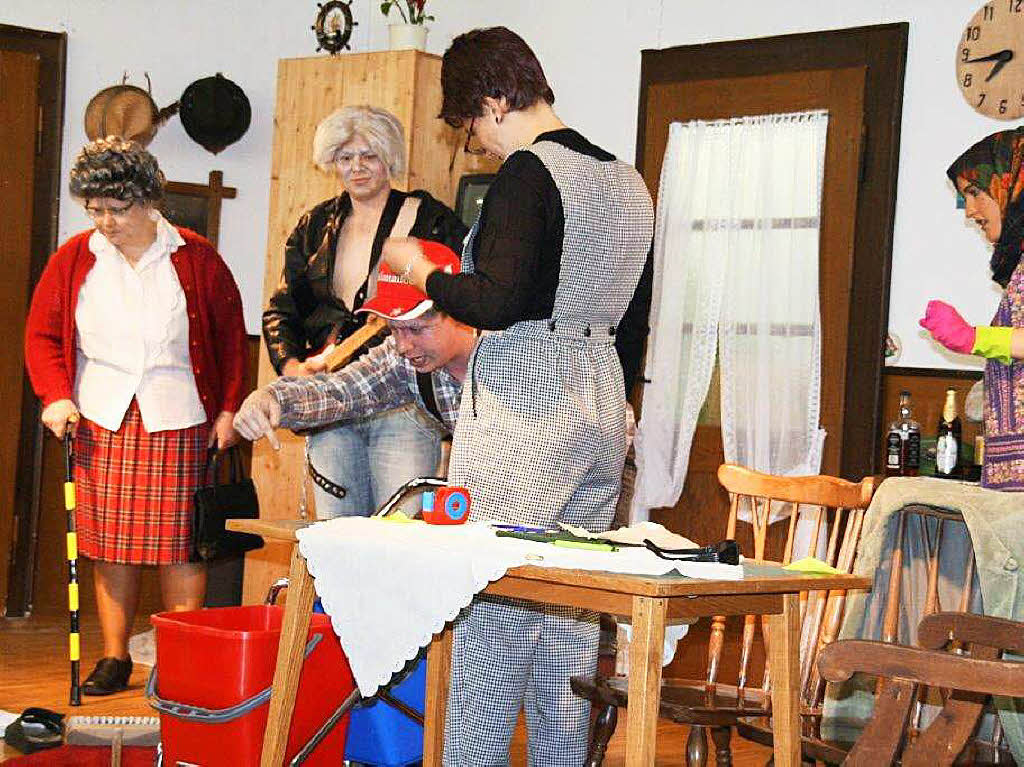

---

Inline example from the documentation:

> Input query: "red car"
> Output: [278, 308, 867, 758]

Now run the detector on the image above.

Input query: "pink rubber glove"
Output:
[919, 300, 976, 354]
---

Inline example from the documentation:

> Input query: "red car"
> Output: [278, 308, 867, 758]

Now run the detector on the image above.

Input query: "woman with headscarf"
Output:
[920, 127, 1024, 490]
[24, 137, 247, 694]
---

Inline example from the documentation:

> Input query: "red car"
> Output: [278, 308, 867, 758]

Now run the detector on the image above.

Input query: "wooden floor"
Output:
[0, 614, 773, 765]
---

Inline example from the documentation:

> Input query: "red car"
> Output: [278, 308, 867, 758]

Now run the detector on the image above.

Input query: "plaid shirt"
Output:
[270, 336, 462, 434]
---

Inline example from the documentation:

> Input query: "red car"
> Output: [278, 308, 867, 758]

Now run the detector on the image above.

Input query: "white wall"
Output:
[3, 0, 1006, 368]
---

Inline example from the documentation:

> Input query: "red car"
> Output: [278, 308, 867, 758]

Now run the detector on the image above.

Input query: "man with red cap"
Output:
[234, 240, 476, 444]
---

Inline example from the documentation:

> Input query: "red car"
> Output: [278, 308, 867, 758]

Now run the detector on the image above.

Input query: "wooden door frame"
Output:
[635, 23, 908, 481]
[1, 24, 67, 617]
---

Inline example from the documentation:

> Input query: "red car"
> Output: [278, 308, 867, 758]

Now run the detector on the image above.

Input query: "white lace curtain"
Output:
[632, 111, 829, 520]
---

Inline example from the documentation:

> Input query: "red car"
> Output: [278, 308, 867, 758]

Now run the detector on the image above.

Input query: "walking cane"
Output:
[64, 429, 82, 706]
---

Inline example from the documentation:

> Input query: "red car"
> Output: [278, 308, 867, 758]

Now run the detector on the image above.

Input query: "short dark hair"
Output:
[439, 27, 554, 128]
[69, 136, 165, 204]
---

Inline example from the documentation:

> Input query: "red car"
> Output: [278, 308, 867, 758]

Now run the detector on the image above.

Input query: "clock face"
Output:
[956, 1, 1024, 119]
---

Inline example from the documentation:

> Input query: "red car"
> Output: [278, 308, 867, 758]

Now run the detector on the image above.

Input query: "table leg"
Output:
[261, 544, 316, 767]
[625, 595, 667, 767]
[768, 592, 801, 767]
[423, 624, 452, 767]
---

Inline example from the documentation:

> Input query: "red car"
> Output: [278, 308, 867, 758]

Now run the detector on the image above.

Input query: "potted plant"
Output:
[380, 0, 433, 50]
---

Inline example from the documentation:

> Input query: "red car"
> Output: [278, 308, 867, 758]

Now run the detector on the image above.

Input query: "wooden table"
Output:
[229, 518, 870, 767]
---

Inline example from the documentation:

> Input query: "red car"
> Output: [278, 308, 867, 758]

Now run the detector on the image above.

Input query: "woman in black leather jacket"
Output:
[262, 105, 467, 518]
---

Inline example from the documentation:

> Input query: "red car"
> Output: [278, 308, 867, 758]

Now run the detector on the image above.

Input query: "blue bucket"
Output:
[343, 657, 425, 766]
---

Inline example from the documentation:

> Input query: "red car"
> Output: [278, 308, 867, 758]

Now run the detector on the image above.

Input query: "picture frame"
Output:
[161, 170, 236, 248]
[454, 173, 495, 229]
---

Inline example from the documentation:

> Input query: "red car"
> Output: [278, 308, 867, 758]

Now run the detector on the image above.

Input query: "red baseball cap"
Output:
[358, 240, 461, 321]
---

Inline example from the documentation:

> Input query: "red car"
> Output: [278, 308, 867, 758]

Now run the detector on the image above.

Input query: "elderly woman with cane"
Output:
[24, 137, 247, 694]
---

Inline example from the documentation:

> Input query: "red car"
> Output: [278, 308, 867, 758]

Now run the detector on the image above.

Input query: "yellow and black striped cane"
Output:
[64, 431, 82, 706]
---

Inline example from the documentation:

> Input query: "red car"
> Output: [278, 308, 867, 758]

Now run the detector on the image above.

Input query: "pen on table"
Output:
[491, 524, 551, 534]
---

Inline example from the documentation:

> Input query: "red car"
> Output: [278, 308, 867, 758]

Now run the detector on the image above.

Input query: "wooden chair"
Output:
[572, 463, 876, 766]
[833, 502, 1011, 764]
[819, 611, 1024, 766]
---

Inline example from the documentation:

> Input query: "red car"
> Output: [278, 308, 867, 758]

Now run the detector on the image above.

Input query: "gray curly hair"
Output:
[312, 105, 406, 178]
[69, 136, 165, 203]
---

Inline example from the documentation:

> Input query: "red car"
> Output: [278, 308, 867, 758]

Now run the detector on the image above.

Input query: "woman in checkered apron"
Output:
[24, 138, 247, 696]
[384, 28, 653, 765]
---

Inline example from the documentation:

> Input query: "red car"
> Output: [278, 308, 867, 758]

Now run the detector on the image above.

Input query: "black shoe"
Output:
[82, 656, 133, 696]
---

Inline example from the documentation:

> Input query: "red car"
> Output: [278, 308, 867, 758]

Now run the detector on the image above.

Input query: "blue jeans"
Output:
[306, 406, 443, 520]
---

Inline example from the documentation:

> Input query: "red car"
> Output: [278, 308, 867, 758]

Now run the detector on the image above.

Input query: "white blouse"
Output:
[74, 213, 207, 433]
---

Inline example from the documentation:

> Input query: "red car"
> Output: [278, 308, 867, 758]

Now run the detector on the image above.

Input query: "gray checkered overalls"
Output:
[443, 141, 654, 766]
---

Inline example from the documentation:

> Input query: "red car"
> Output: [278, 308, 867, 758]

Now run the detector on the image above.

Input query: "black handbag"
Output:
[192, 446, 263, 561]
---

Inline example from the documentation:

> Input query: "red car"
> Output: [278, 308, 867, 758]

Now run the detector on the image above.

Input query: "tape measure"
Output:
[421, 486, 471, 525]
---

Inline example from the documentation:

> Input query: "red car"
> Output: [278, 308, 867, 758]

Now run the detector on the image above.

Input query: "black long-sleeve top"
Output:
[263, 189, 467, 374]
[426, 128, 654, 395]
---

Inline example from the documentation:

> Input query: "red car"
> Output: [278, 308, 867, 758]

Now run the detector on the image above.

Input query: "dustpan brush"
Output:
[64, 715, 161, 747]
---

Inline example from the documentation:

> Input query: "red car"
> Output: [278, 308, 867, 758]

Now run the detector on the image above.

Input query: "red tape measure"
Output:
[422, 486, 471, 525]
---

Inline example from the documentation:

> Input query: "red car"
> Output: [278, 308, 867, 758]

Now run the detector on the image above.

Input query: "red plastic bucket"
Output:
[150, 605, 354, 766]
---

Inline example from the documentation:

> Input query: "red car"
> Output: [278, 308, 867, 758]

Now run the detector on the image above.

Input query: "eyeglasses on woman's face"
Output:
[449, 116, 489, 173]
[335, 149, 382, 170]
[84, 200, 134, 221]
[463, 117, 487, 156]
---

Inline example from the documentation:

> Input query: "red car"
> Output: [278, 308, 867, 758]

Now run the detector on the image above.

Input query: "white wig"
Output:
[312, 105, 406, 178]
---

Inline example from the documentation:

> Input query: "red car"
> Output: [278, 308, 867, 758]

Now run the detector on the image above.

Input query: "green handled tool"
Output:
[495, 530, 618, 551]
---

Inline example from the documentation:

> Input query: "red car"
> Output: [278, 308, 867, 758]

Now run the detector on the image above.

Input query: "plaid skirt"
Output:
[74, 399, 208, 565]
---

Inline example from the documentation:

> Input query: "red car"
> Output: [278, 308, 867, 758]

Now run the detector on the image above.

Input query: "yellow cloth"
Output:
[783, 557, 844, 575]
[381, 511, 417, 523]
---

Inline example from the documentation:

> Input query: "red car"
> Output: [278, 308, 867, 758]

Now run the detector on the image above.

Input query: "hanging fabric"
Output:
[632, 111, 829, 521]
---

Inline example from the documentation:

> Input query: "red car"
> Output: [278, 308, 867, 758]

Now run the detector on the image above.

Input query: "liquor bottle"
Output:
[967, 434, 985, 482]
[935, 388, 962, 478]
[884, 423, 903, 477]
[885, 391, 920, 477]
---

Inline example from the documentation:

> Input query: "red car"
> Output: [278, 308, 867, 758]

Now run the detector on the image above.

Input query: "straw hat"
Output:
[84, 76, 177, 146]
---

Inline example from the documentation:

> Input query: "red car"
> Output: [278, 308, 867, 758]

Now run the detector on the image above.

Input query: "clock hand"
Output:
[986, 58, 1010, 82]
[964, 49, 1014, 65]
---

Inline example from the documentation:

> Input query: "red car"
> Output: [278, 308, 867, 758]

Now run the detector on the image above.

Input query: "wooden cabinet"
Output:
[244, 51, 495, 603]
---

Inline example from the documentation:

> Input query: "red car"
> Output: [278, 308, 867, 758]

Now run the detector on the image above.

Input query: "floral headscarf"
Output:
[947, 127, 1024, 288]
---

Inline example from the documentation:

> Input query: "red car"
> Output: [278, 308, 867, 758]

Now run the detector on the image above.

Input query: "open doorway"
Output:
[0, 24, 66, 617]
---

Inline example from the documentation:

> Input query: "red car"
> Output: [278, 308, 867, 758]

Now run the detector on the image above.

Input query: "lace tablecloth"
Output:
[296, 518, 740, 696]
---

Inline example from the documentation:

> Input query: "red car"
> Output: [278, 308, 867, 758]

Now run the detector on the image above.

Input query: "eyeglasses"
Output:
[85, 201, 134, 221]
[449, 116, 488, 172]
[463, 117, 487, 156]
[335, 150, 381, 169]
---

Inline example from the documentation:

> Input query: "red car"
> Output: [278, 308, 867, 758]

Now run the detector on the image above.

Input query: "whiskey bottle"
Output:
[884, 425, 903, 477]
[935, 388, 962, 478]
[885, 391, 920, 477]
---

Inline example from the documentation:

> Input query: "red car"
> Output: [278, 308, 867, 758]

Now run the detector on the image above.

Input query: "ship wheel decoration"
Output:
[312, 0, 357, 54]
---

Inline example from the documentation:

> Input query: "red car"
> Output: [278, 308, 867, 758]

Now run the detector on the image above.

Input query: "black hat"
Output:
[179, 73, 251, 154]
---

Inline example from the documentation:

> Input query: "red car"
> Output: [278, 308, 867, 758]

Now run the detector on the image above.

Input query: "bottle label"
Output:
[886, 432, 902, 469]
[905, 431, 921, 469]
[936, 435, 958, 474]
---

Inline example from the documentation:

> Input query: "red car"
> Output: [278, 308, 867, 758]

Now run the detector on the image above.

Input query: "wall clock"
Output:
[312, 0, 357, 54]
[956, 1, 1024, 120]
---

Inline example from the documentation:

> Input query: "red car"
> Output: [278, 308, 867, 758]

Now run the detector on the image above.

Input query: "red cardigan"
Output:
[24, 228, 248, 420]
